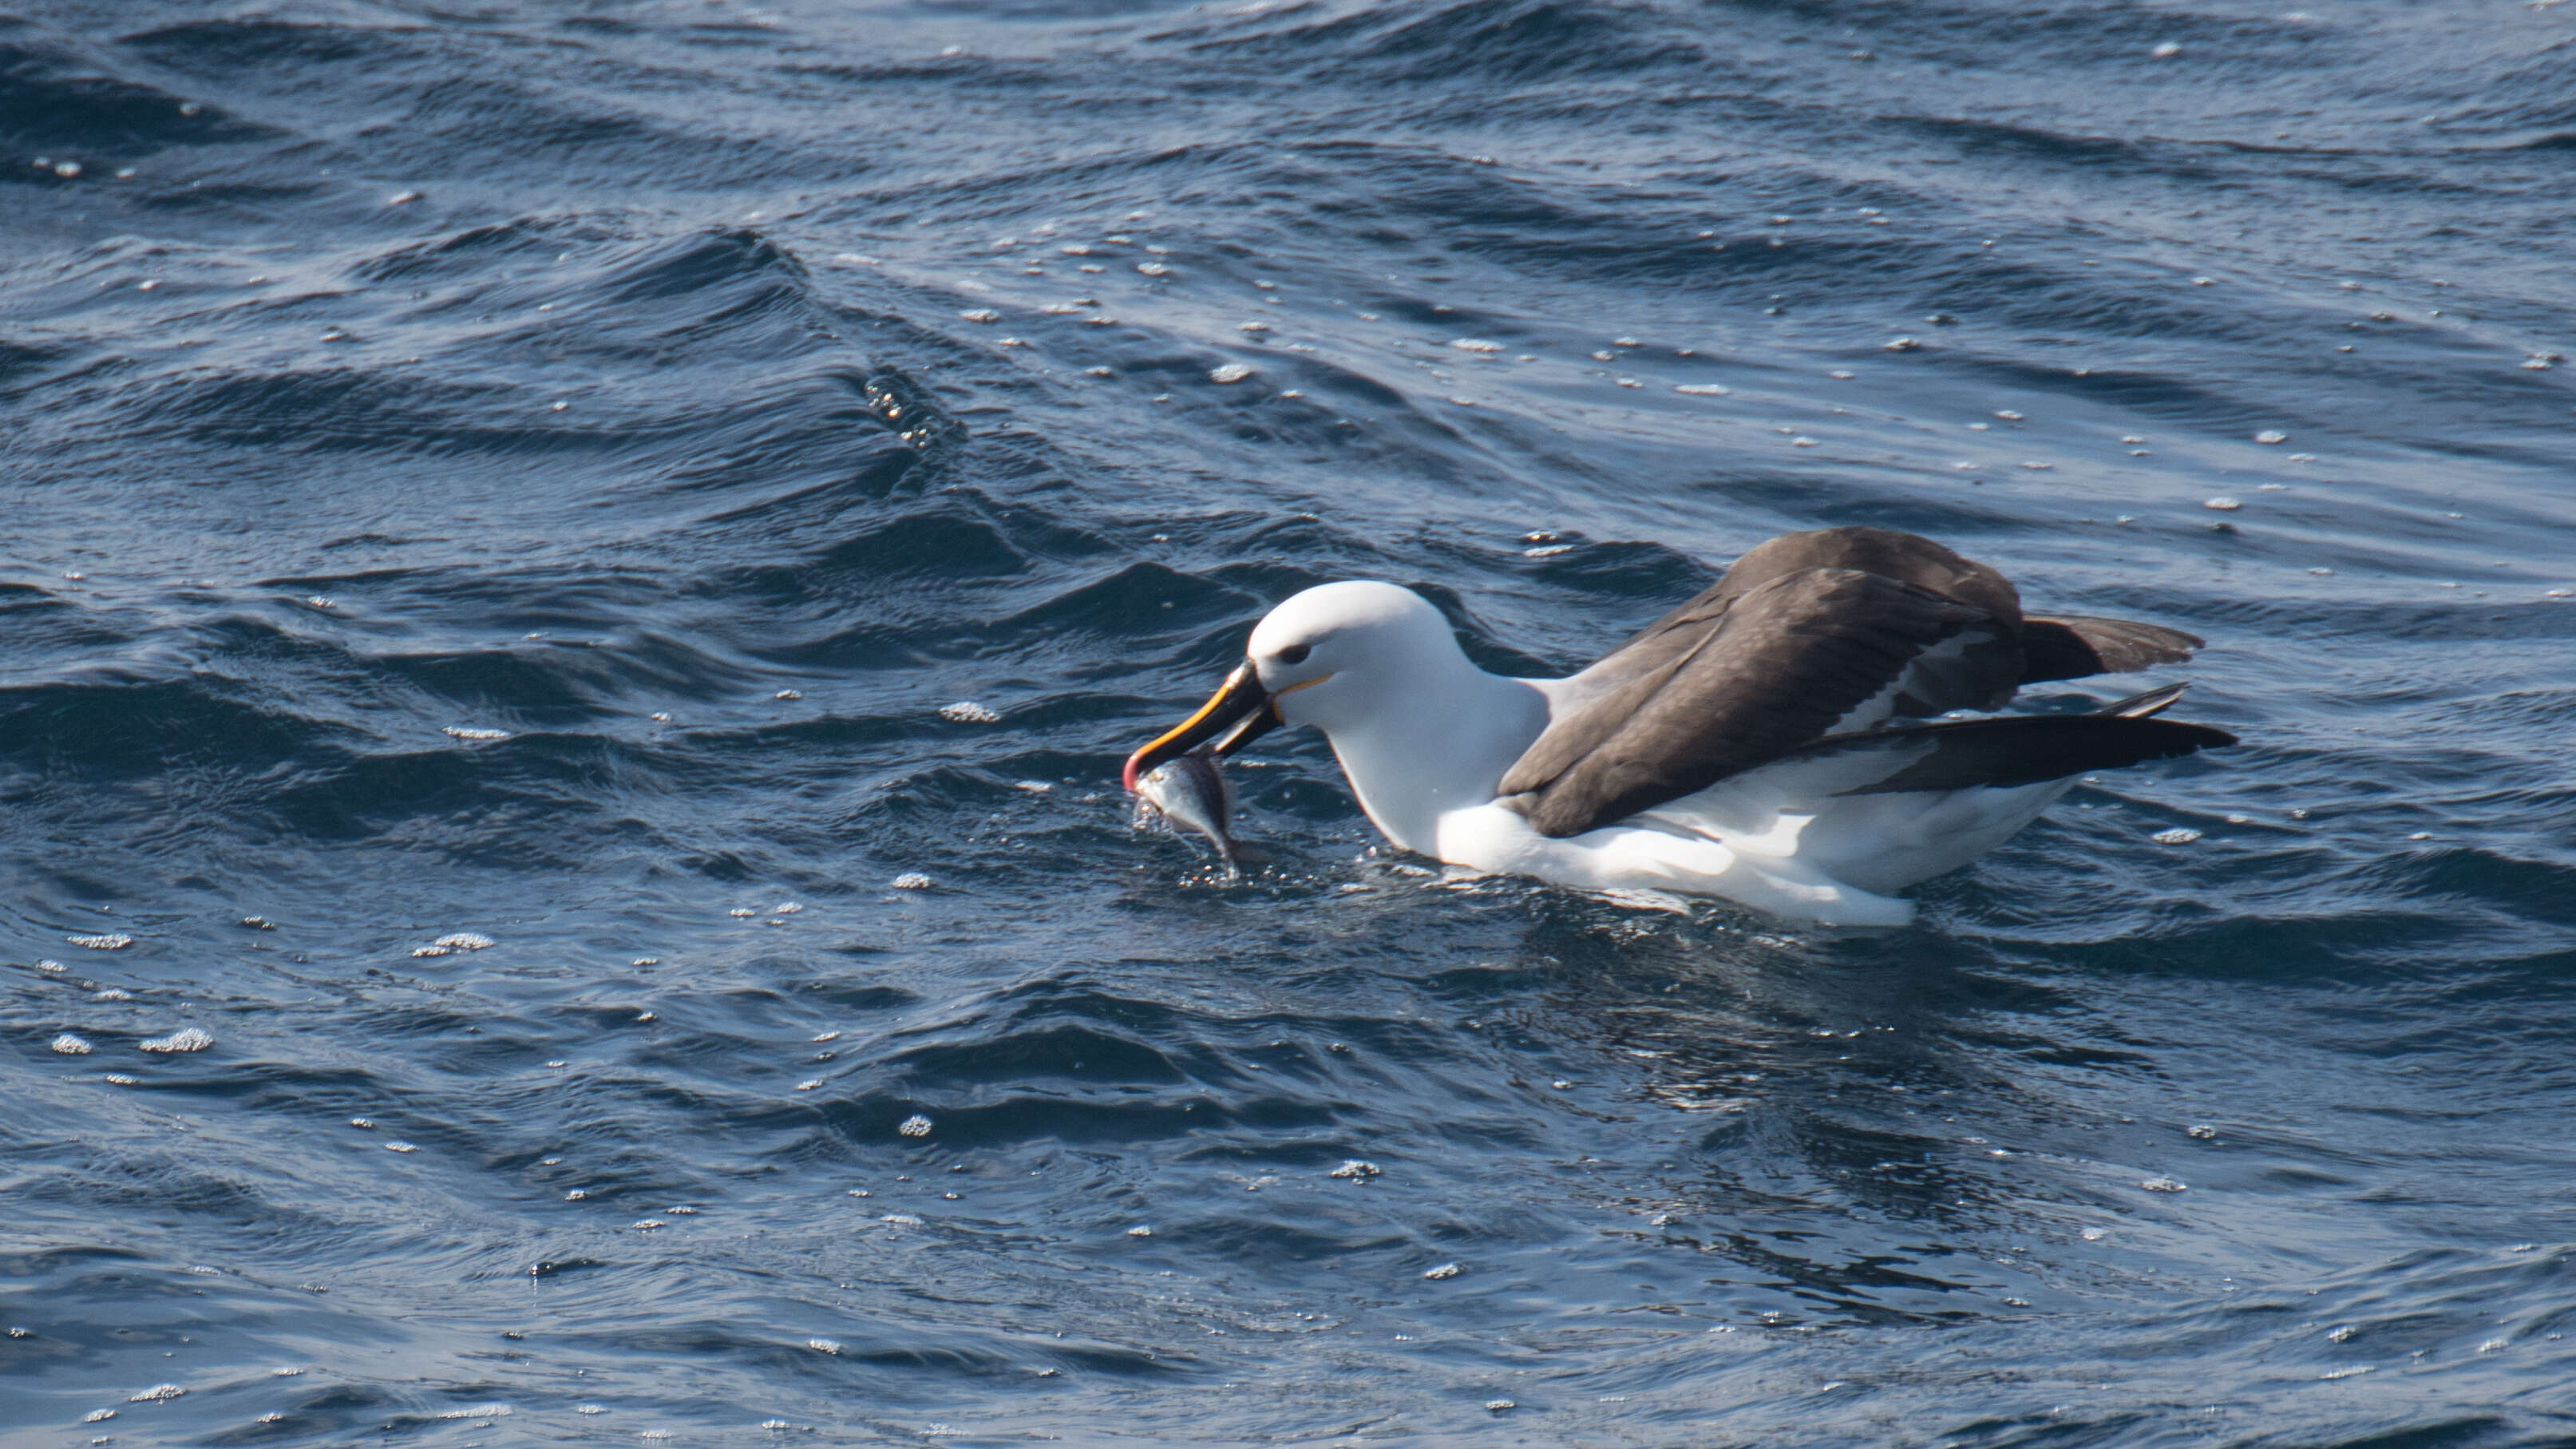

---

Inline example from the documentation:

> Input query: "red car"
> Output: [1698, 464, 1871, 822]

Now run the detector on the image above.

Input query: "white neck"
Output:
[1319, 663, 1548, 853]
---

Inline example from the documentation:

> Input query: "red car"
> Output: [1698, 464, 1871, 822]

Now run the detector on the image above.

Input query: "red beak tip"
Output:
[1120, 759, 1142, 793]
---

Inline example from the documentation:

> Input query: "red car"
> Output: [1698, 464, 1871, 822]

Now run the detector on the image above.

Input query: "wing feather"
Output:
[1498, 527, 2213, 841]
[2019, 614, 2203, 681]
[1504, 567, 2003, 837]
[1578, 526, 2022, 667]
[1786, 713, 2235, 796]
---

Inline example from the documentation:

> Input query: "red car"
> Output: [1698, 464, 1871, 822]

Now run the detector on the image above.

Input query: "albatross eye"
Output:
[1276, 643, 1312, 666]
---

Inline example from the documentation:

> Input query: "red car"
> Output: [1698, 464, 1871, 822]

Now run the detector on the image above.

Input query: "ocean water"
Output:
[6, 0, 2576, 1443]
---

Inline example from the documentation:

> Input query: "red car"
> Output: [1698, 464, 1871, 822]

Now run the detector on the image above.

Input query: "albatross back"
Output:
[1497, 527, 2207, 839]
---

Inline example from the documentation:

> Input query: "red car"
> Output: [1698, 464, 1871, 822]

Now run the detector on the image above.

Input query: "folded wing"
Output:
[2020, 614, 2204, 683]
[1498, 527, 2218, 839]
[1767, 712, 2235, 796]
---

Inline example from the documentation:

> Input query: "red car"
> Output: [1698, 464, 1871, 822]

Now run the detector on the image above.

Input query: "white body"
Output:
[1256, 582, 2075, 927]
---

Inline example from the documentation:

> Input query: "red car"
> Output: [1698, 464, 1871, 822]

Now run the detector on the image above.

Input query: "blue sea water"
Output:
[6, 0, 2576, 1443]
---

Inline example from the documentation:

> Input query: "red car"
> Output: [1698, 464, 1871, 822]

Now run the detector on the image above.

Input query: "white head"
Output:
[1122, 580, 1544, 850]
[1244, 580, 1465, 732]
[1121, 580, 1472, 791]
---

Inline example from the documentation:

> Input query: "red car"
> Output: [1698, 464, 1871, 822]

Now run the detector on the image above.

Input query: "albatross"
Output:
[1121, 527, 2234, 926]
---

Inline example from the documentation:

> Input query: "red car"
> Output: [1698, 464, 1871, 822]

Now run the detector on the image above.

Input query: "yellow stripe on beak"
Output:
[1123, 661, 1272, 791]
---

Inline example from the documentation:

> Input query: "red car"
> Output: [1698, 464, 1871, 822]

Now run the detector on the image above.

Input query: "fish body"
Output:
[1131, 750, 1269, 876]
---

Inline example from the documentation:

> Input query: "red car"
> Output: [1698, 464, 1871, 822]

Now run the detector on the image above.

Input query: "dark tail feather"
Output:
[2099, 681, 2188, 719]
[2020, 614, 2204, 683]
[1770, 713, 2236, 797]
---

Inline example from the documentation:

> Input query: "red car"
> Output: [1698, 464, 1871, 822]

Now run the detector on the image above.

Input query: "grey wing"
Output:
[1578, 526, 2023, 666]
[2018, 614, 2203, 682]
[1770, 711, 2234, 797]
[1498, 566, 2019, 838]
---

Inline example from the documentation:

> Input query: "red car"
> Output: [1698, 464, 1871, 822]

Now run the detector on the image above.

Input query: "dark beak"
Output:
[1123, 661, 1280, 791]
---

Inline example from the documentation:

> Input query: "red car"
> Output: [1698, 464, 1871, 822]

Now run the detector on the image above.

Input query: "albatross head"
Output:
[1122, 580, 1462, 790]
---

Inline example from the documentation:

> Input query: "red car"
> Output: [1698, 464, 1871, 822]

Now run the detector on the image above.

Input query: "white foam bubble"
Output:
[139, 1027, 212, 1053]
[51, 1033, 92, 1055]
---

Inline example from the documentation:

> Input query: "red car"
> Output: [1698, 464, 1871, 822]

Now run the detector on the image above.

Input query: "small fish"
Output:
[1132, 750, 1269, 876]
